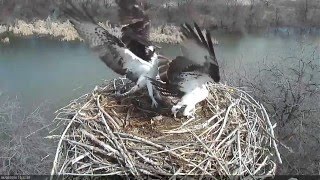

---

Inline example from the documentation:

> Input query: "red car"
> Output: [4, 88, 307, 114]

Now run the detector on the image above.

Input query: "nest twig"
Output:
[49, 79, 281, 178]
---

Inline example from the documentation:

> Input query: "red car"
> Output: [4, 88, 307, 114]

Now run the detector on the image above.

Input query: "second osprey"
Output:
[149, 23, 220, 118]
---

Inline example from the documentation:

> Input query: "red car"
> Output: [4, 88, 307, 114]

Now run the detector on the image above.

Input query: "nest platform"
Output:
[49, 79, 281, 178]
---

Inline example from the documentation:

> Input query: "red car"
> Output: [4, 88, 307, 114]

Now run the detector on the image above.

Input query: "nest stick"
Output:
[50, 97, 93, 176]
[50, 81, 282, 177]
[261, 105, 282, 164]
[97, 95, 121, 130]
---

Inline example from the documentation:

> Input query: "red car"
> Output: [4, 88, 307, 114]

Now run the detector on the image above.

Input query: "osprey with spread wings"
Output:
[60, 0, 161, 107]
[149, 23, 221, 118]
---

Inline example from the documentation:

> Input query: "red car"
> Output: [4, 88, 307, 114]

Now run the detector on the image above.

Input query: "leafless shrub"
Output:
[1, 0, 320, 33]
[0, 94, 55, 175]
[234, 42, 320, 174]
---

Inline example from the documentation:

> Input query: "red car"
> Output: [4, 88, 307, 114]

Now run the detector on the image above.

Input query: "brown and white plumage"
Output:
[60, 0, 160, 107]
[149, 23, 220, 118]
[115, 0, 155, 62]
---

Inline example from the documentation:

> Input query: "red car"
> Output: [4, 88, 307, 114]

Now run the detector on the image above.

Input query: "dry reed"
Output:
[1, 19, 218, 44]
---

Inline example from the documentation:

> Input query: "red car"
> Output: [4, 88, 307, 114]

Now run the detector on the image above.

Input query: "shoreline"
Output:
[0, 19, 220, 44]
[2, 19, 319, 45]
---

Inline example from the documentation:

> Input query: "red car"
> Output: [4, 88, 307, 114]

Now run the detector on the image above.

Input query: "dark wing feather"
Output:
[167, 56, 201, 84]
[116, 0, 148, 25]
[206, 30, 216, 60]
[60, 0, 147, 80]
[147, 78, 184, 97]
[180, 22, 219, 66]
[160, 55, 204, 83]
[180, 23, 220, 82]
[151, 23, 221, 97]
[193, 23, 207, 45]
[158, 55, 172, 83]
[182, 23, 202, 46]
[61, 1, 124, 48]
[121, 20, 150, 46]
[116, 0, 152, 61]
[150, 56, 209, 97]
[159, 23, 220, 84]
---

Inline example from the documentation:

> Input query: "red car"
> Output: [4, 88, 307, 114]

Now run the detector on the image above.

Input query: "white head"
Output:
[146, 45, 155, 57]
[145, 45, 158, 63]
[150, 48, 159, 65]
[147, 45, 155, 52]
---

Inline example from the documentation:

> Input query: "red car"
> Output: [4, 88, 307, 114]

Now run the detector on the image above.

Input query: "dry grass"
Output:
[7, 19, 80, 41]
[150, 24, 183, 44]
[0, 25, 8, 34]
[0, 37, 9, 44]
[1, 19, 218, 44]
[49, 79, 281, 178]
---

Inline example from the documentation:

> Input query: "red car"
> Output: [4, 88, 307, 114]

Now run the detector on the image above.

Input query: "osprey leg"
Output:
[154, 88, 162, 100]
[146, 81, 158, 108]
[116, 75, 152, 98]
[116, 85, 139, 96]
[116, 76, 145, 96]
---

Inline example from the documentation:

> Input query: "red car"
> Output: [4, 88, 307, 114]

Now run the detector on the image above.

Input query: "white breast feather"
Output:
[179, 73, 211, 93]
[115, 47, 152, 76]
[181, 84, 209, 107]
[172, 74, 210, 117]
[123, 49, 152, 66]
[113, 47, 160, 82]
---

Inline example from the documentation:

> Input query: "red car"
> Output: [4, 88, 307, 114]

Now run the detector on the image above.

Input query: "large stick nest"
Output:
[49, 79, 281, 178]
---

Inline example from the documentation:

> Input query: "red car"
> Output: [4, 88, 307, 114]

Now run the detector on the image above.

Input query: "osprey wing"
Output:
[180, 23, 218, 65]
[180, 23, 220, 82]
[150, 56, 209, 97]
[115, 0, 153, 61]
[60, 1, 151, 81]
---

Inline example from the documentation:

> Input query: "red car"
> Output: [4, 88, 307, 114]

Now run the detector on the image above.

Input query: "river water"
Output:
[0, 33, 319, 117]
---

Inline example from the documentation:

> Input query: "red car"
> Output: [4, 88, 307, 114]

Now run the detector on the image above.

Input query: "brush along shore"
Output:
[0, 19, 218, 44]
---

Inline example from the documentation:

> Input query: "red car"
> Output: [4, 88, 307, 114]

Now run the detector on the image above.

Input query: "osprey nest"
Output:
[50, 79, 281, 178]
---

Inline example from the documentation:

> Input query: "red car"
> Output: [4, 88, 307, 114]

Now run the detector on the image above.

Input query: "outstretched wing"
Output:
[179, 23, 220, 82]
[158, 23, 220, 84]
[115, 0, 153, 61]
[60, 1, 151, 81]
[150, 56, 211, 97]
[180, 23, 218, 66]
[152, 23, 221, 96]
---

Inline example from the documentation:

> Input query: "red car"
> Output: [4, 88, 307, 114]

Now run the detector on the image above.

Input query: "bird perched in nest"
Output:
[149, 23, 220, 118]
[59, 0, 164, 107]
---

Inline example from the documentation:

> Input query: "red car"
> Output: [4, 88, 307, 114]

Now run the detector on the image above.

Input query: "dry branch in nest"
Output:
[49, 79, 281, 178]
